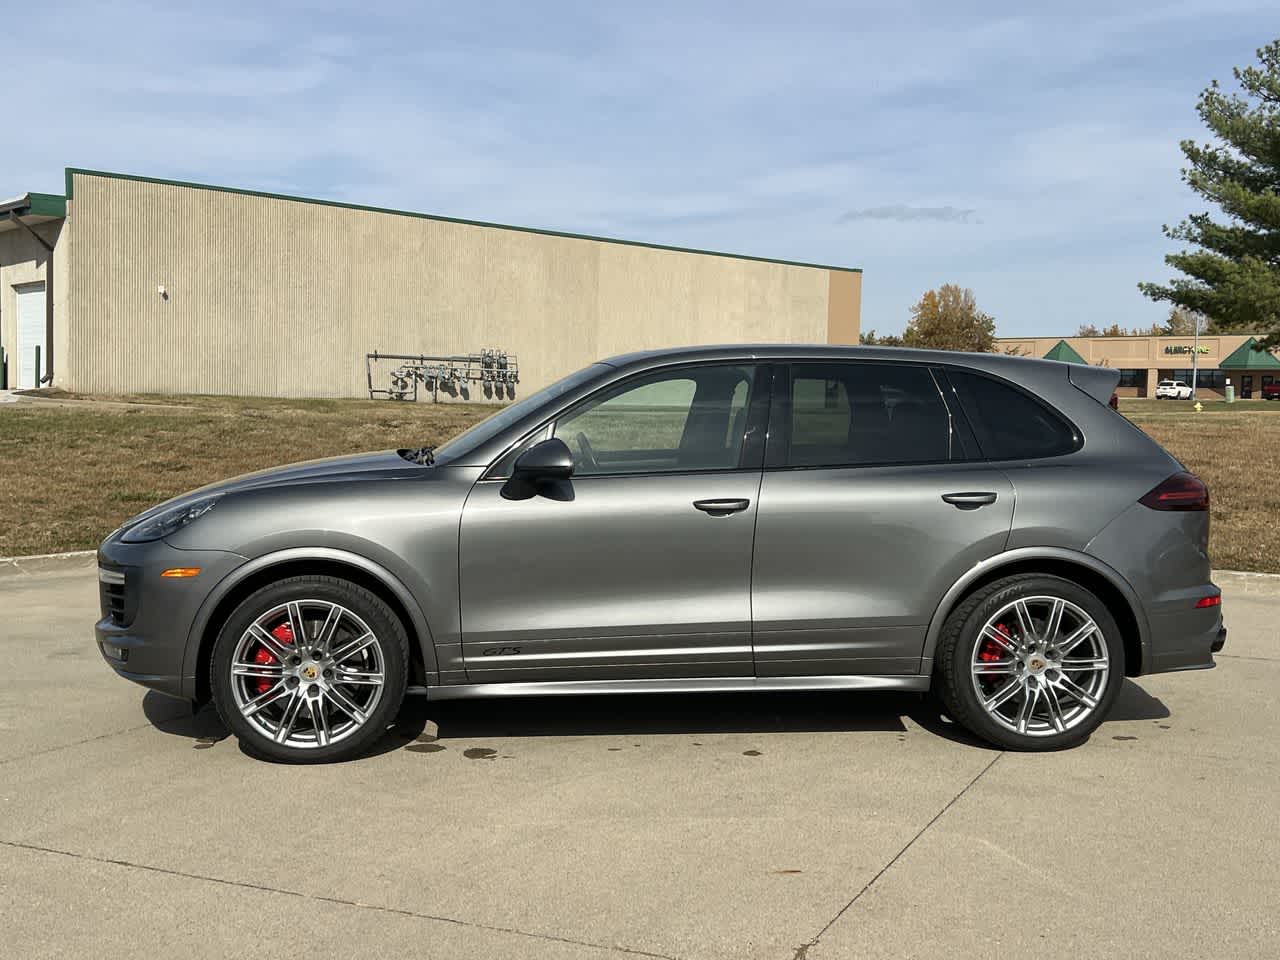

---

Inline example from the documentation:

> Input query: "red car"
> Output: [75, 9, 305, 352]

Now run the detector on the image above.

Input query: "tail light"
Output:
[1195, 595, 1221, 609]
[1139, 472, 1209, 511]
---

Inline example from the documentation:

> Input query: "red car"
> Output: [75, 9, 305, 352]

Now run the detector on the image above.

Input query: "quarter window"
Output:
[946, 369, 1078, 460]
[777, 362, 955, 468]
[554, 365, 758, 476]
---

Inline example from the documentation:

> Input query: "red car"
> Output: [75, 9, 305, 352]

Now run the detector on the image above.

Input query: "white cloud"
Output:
[4, 0, 1274, 336]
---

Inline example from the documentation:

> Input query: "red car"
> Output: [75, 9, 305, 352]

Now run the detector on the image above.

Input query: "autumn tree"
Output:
[1139, 40, 1280, 348]
[1164, 305, 1210, 336]
[858, 329, 904, 347]
[903, 284, 996, 352]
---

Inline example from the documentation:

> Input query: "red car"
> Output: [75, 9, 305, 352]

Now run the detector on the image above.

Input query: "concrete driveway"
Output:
[2, 558, 1276, 959]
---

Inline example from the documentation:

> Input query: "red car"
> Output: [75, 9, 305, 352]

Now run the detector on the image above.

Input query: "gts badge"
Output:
[481, 646, 523, 657]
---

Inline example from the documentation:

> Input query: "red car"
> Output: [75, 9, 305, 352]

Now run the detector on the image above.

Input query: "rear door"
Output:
[458, 362, 768, 682]
[750, 361, 1014, 676]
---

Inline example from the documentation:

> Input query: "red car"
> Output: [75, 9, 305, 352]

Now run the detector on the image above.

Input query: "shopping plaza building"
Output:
[996, 333, 1280, 398]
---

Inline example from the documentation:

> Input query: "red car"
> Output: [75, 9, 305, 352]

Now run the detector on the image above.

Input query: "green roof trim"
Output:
[63, 167, 862, 274]
[23, 192, 66, 218]
[1043, 339, 1088, 364]
[0, 192, 66, 221]
[1219, 336, 1280, 370]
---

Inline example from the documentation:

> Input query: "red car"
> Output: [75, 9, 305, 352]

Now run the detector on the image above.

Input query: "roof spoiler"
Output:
[1067, 363, 1121, 404]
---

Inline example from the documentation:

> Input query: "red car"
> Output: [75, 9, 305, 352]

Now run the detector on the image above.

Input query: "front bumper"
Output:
[95, 537, 247, 700]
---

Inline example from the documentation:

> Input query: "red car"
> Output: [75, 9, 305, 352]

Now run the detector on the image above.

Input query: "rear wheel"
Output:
[211, 575, 408, 763]
[934, 574, 1124, 751]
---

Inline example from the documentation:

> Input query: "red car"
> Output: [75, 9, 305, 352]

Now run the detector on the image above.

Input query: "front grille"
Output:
[99, 567, 128, 625]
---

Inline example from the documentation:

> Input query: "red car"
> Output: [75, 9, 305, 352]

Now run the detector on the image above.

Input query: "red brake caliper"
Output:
[979, 623, 1012, 665]
[254, 623, 294, 694]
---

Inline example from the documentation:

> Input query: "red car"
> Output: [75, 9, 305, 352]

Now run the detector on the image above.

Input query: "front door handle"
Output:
[941, 491, 998, 509]
[693, 498, 750, 516]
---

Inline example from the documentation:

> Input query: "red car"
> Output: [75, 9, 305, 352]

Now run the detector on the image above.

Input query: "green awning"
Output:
[1043, 339, 1088, 364]
[1219, 337, 1280, 370]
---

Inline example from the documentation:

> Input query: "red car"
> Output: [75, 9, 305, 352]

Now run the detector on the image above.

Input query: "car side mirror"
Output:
[513, 437, 574, 481]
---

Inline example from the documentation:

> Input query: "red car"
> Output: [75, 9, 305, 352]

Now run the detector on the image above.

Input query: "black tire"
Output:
[210, 575, 409, 763]
[933, 574, 1125, 751]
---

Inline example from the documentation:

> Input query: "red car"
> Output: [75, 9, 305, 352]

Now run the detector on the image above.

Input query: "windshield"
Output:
[433, 363, 612, 461]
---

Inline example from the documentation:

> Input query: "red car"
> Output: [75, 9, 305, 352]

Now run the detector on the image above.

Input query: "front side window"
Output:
[553, 365, 758, 476]
[434, 362, 611, 462]
[776, 362, 955, 468]
[947, 369, 1079, 460]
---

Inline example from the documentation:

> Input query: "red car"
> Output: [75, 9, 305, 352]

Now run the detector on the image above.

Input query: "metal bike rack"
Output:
[366, 349, 519, 402]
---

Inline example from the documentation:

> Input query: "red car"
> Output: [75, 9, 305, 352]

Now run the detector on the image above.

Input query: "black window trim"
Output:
[480, 359, 773, 481]
[938, 364, 1083, 462]
[763, 359, 973, 472]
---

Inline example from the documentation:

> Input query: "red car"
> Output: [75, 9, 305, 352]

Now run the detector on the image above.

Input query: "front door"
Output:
[459, 362, 766, 682]
[751, 361, 1015, 676]
[1242, 375, 1253, 399]
[16, 283, 47, 390]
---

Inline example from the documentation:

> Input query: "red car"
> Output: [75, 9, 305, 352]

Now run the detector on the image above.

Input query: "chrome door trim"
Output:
[424, 674, 930, 700]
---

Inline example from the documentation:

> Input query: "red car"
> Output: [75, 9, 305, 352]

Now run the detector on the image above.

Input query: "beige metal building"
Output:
[0, 169, 862, 399]
[997, 333, 1280, 398]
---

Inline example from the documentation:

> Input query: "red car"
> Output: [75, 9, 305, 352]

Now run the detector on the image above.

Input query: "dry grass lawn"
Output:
[1119, 398, 1280, 574]
[2, 392, 1277, 572]
[0, 393, 492, 557]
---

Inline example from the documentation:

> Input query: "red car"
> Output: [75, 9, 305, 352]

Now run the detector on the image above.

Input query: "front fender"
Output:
[919, 547, 1151, 673]
[180, 546, 440, 698]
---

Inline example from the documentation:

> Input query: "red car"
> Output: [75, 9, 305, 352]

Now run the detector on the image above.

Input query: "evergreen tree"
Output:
[1139, 40, 1280, 349]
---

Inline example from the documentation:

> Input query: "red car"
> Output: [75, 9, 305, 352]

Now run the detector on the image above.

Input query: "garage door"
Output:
[16, 282, 46, 390]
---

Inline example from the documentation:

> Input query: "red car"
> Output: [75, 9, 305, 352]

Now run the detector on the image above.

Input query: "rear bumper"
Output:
[1144, 604, 1224, 674]
[1212, 625, 1227, 653]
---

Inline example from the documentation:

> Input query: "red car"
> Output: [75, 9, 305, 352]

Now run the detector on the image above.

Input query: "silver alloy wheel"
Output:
[229, 599, 385, 749]
[969, 595, 1110, 737]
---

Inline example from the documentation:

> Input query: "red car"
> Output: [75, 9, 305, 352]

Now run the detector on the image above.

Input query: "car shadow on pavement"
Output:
[142, 690, 229, 742]
[907, 678, 1171, 751]
[139, 679, 1170, 758]
[417, 690, 914, 741]
[1108, 679, 1172, 722]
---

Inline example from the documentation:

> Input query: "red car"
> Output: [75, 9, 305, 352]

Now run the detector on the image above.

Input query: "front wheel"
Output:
[934, 574, 1124, 751]
[211, 575, 409, 763]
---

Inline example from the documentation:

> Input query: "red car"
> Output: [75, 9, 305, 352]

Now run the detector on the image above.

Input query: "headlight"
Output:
[120, 495, 222, 543]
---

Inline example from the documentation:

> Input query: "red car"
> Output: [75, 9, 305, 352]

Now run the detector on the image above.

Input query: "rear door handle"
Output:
[693, 498, 750, 516]
[941, 491, 998, 509]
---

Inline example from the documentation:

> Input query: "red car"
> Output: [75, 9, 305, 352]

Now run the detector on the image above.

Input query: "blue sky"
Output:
[6, 1, 1275, 336]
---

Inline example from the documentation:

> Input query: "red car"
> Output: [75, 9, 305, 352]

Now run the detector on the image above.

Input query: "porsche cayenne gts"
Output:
[95, 345, 1225, 762]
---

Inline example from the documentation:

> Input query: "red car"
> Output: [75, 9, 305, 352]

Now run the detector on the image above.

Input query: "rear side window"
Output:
[777, 362, 955, 468]
[947, 369, 1079, 460]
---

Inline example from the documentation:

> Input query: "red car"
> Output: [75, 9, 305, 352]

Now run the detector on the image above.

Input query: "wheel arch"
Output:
[922, 548, 1149, 677]
[183, 547, 437, 704]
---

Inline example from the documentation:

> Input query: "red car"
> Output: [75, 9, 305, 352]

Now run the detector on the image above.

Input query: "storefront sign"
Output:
[1164, 345, 1210, 355]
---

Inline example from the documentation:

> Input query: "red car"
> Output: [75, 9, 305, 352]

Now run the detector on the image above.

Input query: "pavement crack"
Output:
[0, 723, 153, 767]
[789, 752, 1004, 960]
[1216, 654, 1277, 663]
[0, 839, 681, 960]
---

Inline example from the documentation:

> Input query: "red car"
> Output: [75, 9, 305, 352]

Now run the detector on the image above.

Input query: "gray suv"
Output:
[95, 346, 1225, 762]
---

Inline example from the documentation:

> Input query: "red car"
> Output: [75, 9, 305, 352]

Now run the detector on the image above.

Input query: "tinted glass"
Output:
[554, 365, 757, 475]
[947, 369, 1078, 460]
[781, 362, 953, 467]
[435, 362, 611, 462]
